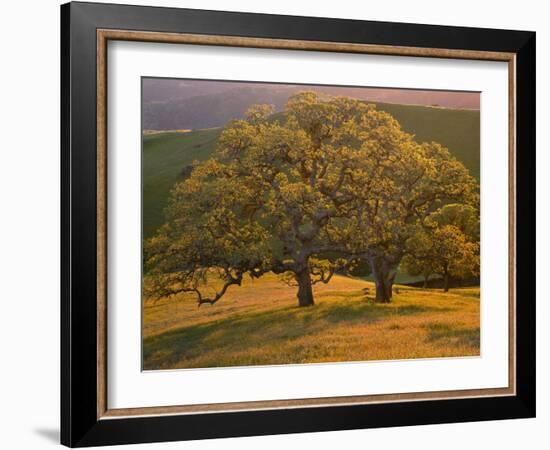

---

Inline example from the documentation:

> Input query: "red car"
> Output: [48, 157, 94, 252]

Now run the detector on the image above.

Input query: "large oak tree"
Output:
[145, 92, 478, 306]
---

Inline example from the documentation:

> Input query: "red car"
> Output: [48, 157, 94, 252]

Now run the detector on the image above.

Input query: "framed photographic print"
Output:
[61, 1, 536, 447]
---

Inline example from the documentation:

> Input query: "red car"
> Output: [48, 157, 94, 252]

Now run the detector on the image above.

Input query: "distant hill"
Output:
[143, 102, 479, 239]
[142, 85, 480, 132]
[143, 86, 297, 130]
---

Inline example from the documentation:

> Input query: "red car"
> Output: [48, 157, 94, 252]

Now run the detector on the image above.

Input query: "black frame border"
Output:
[61, 2, 535, 447]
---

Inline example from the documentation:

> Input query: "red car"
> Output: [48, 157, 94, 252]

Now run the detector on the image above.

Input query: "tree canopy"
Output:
[145, 92, 479, 307]
[401, 204, 480, 291]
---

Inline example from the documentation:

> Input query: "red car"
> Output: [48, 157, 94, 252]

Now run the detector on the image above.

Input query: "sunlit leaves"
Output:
[402, 205, 480, 285]
[145, 91, 480, 305]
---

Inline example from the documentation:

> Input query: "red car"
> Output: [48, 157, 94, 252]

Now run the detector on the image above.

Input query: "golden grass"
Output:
[143, 273, 480, 370]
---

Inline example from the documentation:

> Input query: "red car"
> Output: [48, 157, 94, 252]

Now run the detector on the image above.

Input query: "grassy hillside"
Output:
[143, 102, 479, 239]
[143, 274, 480, 370]
[378, 102, 480, 179]
[143, 129, 220, 238]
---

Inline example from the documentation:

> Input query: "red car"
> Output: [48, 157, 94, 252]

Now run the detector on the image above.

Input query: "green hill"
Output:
[143, 129, 221, 238]
[143, 102, 479, 239]
[378, 102, 480, 179]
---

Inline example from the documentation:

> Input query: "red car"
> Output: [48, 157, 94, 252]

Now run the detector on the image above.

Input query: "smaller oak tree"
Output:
[401, 204, 480, 291]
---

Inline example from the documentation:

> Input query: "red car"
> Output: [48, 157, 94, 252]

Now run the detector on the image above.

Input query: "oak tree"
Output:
[401, 204, 480, 291]
[145, 92, 478, 306]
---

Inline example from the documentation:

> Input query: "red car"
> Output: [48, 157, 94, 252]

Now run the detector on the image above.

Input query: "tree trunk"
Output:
[296, 267, 314, 307]
[370, 258, 393, 303]
[387, 271, 396, 299]
[443, 271, 450, 292]
[423, 274, 430, 289]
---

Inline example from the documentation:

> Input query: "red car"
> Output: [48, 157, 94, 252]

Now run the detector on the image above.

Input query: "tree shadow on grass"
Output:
[143, 296, 444, 370]
[426, 323, 480, 349]
[317, 302, 437, 324]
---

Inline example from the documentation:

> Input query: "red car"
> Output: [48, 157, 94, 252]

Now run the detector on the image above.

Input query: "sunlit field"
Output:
[143, 274, 480, 370]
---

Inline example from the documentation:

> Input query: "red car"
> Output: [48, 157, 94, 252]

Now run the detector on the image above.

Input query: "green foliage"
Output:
[143, 103, 480, 239]
[402, 204, 480, 288]
[430, 203, 480, 240]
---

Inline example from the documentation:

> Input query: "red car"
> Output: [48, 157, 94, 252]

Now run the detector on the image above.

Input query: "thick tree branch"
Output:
[183, 269, 243, 307]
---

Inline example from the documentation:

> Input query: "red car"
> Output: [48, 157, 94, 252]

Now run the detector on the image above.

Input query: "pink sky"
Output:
[143, 78, 480, 110]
